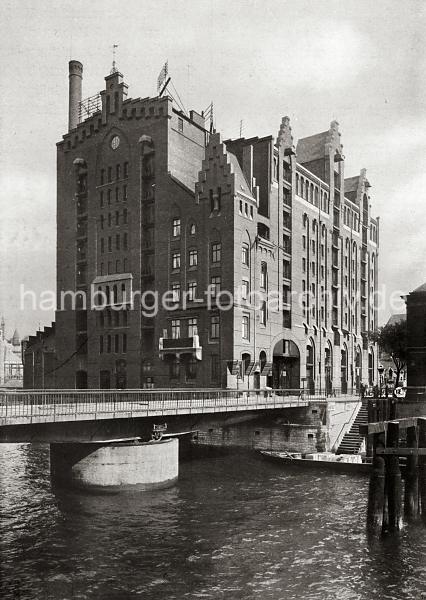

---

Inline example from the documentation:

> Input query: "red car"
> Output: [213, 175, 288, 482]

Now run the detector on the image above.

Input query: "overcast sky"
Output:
[1, 0, 425, 338]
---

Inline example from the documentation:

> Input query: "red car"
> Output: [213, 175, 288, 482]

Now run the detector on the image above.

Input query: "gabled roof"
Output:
[344, 175, 360, 194]
[296, 131, 329, 164]
[386, 313, 406, 326]
[413, 282, 426, 294]
[296, 120, 343, 165]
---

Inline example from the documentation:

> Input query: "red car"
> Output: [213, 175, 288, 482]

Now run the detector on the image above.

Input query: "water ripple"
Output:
[1, 444, 426, 599]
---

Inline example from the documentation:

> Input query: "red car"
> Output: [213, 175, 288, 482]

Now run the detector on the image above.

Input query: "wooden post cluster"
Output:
[419, 418, 426, 524]
[404, 425, 419, 519]
[366, 417, 426, 534]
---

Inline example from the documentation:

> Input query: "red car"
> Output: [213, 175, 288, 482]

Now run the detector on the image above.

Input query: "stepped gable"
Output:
[296, 120, 344, 165]
[25, 323, 55, 349]
[344, 168, 370, 204]
[195, 132, 255, 203]
[276, 116, 295, 153]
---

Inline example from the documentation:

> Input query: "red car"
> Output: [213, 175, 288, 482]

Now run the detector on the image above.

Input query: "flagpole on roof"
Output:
[157, 60, 188, 116]
[157, 60, 169, 96]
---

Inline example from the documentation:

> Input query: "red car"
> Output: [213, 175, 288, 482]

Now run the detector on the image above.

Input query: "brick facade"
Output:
[43, 61, 380, 391]
[406, 283, 426, 390]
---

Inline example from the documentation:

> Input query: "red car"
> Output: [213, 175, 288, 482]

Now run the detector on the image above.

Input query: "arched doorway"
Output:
[341, 345, 348, 394]
[324, 343, 333, 395]
[241, 353, 251, 384]
[272, 340, 300, 390]
[259, 350, 267, 372]
[355, 346, 362, 393]
[306, 340, 315, 394]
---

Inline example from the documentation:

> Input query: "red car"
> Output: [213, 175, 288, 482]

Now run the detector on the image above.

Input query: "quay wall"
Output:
[192, 398, 360, 454]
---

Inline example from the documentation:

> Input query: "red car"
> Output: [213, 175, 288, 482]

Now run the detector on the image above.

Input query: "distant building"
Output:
[0, 317, 23, 387]
[22, 324, 56, 389]
[378, 313, 407, 387]
[406, 283, 426, 389]
[27, 60, 380, 391]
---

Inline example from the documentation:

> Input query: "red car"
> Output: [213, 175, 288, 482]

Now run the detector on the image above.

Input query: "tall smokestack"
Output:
[68, 60, 83, 132]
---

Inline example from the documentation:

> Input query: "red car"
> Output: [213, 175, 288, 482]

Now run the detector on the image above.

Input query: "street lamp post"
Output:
[378, 364, 384, 394]
[377, 363, 386, 419]
[379, 364, 397, 420]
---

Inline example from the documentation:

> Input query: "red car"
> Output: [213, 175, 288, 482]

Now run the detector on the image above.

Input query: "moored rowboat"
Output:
[259, 450, 372, 474]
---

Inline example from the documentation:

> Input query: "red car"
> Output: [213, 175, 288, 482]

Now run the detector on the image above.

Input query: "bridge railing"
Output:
[0, 388, 340, 422]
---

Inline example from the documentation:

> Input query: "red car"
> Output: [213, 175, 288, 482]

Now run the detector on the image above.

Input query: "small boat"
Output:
[259, 450, 372, 474]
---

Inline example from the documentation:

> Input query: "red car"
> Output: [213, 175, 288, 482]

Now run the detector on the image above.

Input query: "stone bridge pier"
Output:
[50, 438, 179, 492]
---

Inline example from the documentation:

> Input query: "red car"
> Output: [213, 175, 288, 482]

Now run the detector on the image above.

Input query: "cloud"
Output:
[0, 170, 56, 250]
[260, 20, 371, 92]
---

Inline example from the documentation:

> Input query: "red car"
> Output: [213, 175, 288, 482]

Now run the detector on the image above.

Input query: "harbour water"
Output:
[0, 443, 425, 600]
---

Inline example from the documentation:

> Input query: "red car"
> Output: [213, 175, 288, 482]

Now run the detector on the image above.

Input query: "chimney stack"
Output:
[68, 60, 83, 132]
[242, 144, 254, 191]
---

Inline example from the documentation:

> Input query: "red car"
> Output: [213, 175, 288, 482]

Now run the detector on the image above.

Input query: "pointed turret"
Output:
[12, 328, 20, 346]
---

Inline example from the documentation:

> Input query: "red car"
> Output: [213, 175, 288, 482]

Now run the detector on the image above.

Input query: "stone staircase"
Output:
[336, 400, 368, 454]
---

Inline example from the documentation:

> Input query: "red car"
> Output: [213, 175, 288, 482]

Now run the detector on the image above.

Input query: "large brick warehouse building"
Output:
[24, 60, 380, 391]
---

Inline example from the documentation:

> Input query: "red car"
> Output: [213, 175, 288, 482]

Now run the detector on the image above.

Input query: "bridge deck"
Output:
[0, 389, 322, 427]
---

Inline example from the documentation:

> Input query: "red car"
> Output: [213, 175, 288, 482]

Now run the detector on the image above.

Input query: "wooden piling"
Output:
[418, 418, 426, 523]
[385, 421, 402, 531]
[404, 425, 419, 520]
[389, 397, 397, 421]
[367, 432, 386, 533]
[366, 400, 374, 457]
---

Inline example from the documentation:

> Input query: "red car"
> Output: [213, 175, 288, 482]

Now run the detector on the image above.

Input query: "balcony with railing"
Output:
[159, 335, 202, 360]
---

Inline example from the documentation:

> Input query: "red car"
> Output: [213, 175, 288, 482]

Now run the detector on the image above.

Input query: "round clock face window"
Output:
[111, 135, 120, 150]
